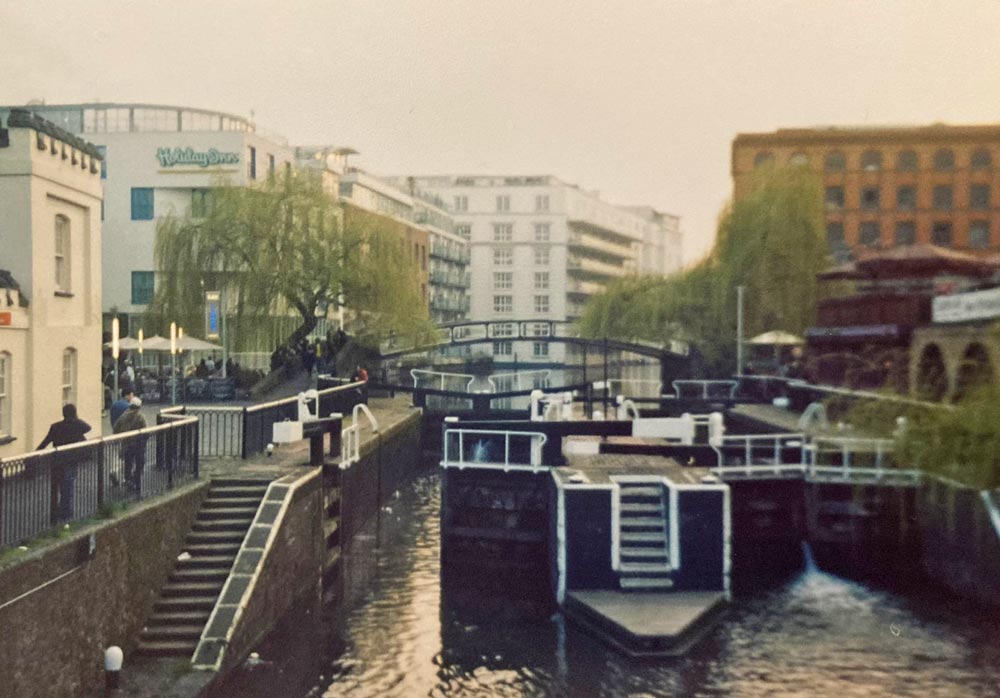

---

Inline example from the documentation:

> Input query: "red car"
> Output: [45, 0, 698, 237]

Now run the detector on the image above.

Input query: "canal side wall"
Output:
[0, 480, 209, 698]
[918, 478, 1000, 607]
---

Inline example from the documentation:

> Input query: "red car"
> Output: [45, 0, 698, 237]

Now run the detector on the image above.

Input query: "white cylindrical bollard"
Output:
[105, 646, 123, 690]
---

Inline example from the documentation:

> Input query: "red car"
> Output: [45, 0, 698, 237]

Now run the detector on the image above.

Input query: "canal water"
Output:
[217, 467, 1000, 698]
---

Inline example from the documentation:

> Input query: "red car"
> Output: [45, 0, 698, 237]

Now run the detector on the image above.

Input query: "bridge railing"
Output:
[441, 428, 548, 472]
[710, 433, 808, 477]
[672, 380, 739, 400]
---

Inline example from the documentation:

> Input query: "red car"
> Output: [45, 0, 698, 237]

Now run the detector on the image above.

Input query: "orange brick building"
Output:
[732, 124, 1000, 256]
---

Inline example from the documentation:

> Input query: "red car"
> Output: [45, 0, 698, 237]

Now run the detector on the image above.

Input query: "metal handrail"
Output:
[441, 428, 548, 471]
[711, 433, 806, 475]
[340, 403, 380, 470]
[672, 380, 739, 399]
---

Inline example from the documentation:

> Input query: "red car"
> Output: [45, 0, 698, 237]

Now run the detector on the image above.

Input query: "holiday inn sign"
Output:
[157, 146, 240, 168]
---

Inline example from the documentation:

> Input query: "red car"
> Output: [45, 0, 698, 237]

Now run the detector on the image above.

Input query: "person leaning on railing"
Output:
[36, 403, 92, 522]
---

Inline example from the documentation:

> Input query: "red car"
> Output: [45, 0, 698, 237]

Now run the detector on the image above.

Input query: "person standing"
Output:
[113, 397, 147, 497]
[109, 389, 134, 427]
[36, 403, 91, 522]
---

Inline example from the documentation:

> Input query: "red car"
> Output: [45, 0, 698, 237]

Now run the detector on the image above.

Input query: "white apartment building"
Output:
[0, 110, 103, 457]
[407, 175, 683, 366]
[626, 206, 684, 277]
[0, 103, 296, 324]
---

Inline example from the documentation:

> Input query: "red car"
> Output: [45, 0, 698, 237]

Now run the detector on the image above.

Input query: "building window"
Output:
[131, 271, 155, 305]
[826, 222, 846, 256]
[493, 272, 512, 289]
[493, 295, 512, 313]
[496, 195, 510, 212]
[248, 146, 257, 179]
[62, 348, 76, 406]
[971, 148, 992, 169]
[933, 185, 953, 211]
[861, 187, 880, 211]
[535, 195, 550, 212]
[54, 215, 71, 293]
[493, 248, 513, 266]
[931, 222, 953, 247]
[96, 144, 107, 179]
[534, 223, 550, 242]
[131, 187, 154, 220]
[933, 148, 955, 171]
[533, 342, 549, 357]
[896, 186, 916, 211]
[454, 196, 468, 212]
[895, 221, 916, 246]
[191, 189, 213, 217]
[896, 150, 918, 171]
[493, 223, 513, 242]
[268, 154, 275, 177]
[529, 322, 550, 337]
[493, 322, 514, 337]
[970, 184, 991, 210]
[493, 341, 512, 356]
[824, 151, 846, 172]
[534, 295, 549, 313]
[859, 221, 881, 247]
[455, 224, 471, 239]
[860, 150, 883, 171]
[534, 271, 549, 289]
[789, 152, 809, 166]
[969, 221, 991, 249]
[753, 152, 774, 168]
[824, 186, 844, 210]
[0, 352, 9, 438]
[534, 247, 549, 266]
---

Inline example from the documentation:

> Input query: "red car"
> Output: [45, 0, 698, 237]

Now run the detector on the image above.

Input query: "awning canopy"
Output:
[747, 330, 804, 346]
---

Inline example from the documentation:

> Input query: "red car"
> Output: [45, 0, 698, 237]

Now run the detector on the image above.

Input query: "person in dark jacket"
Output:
[113, 397, 147, 496]
[37, 403, 91, 522]
[109, 389, 134, 427]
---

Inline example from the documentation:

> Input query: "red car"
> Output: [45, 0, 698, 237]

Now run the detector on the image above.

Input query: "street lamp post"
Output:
[736, 285, 745, 376]
[111, 317, 120, 401]
[170, 322, 178, 405]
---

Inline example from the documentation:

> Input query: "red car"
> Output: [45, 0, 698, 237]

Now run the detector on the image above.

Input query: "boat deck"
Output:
[557, 437, 713, 485]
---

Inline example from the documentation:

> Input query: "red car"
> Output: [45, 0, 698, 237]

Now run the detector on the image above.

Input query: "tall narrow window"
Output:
[860, 187, 880, 211]
[54, 215, 71, 293]
[969, 221, 991, 249]
[859, 221, 881, 247]
[534, 223, 550, 242]
[534, 272, 549, 289]
[248, 146, 257, 179]
[933, 185, 953, 211]
[824, 152, 846, 172]
[130, 188, 154, 220]
[0, 352, 9, 439]
[970, 184, 990, 210]
[493, 223, 513, 242]
[62, 348, 77, 406]
[824, 186, 844, 210]
[268, 154, 276, 177]
[493, 272, 513, 289]
[131, 271, 155, 305]
[534, 295, 549, 313]
[454, 195, 468, 212]
[931, 222, 953, 247]
[896, 186, 916, 211]
[493, 248, 513, 266]
[934, 148, 955, 171]
[534, 247, 549, 265]
[971, 149, 992, 169]
[533, 342, 549, 357]
[493, 295, 512, 313]
[896, 150, 918, 171]
[496, 195, 510, 212]
[861, 150, 883, 171]
[826, 222, 846, 257]
[535, 195, 550, 212]
[895, 221, 916, 246]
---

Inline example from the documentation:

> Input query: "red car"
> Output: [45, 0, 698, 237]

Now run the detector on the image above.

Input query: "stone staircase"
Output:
[616, 480, 674, 591]
[136, 477, 271, 658]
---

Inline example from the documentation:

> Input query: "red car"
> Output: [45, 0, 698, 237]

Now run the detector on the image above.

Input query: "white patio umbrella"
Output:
[747, 330, 804, 346]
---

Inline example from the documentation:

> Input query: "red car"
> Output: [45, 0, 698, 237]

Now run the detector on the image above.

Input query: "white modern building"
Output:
[406, 175, 683, 366]
[0, 103, 296, 325]
[0, 110, 104, 457]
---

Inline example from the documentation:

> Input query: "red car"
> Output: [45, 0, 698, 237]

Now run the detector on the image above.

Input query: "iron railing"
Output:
[0, 414, 199, 550]
[441, 428, 548, 472]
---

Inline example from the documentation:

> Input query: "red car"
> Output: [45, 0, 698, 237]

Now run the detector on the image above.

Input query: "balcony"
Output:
[567, 255, 627, 279]
[567, 230, 633, 260]
[431, 244, 470, 264]
[429, 270, 471, 289]
[566, 279, 605, 296]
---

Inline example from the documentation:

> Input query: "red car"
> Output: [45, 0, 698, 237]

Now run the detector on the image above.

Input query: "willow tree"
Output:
[580, 164, 826, 374]
[151, 170, 431, 360]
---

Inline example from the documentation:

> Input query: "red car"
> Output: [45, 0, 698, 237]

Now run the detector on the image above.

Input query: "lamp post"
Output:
[111, 317, 120, 400]
[736, 285, 745, 376]
[170, 322, 178, 405]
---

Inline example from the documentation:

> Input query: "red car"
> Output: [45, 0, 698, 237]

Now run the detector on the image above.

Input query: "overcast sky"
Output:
[4, 1, 1000, 262]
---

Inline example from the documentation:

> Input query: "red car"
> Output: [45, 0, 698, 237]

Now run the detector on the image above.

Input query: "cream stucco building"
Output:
[0, 109, 103, 457]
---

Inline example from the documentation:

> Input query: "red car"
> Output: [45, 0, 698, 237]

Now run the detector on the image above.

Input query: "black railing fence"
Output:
[0, 415, 199, 550]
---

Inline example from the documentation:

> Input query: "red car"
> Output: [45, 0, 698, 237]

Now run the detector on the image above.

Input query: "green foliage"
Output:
[844, 389, 1000, 490]
[580, 165, 826, 375]
[150, 171, 432, 357]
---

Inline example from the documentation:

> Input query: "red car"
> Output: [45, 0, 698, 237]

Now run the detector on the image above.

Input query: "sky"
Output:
[4, 0, 1000, 263]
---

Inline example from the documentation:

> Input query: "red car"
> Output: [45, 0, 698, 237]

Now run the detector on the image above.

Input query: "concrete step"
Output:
[135, 639, 197, 658]
[140, 624, 204, 642]
[199, 506, 259, 521]
[170, 567, 230, 583]
[153, 596, 217, 613]
[210, 477, 273, 488]
[620, 546, 669, 559]
[620, 561, 673, 574]
[207, 485, 269, 499]
[202, 496, 263, 509]
[192, 517, 254, 532]
[620, 516, 665, 528]
[160, 581, 225, 598]
[619, 576, 674, 590]
[176, 554, 237, 569]
[619, 487, 661, 499]
[621, 503, 662, 514]
[147, 610, 212, 627]
[183, 542, 242, 557]
[620, 531, 666, 543]
[186, 530, 248, 544]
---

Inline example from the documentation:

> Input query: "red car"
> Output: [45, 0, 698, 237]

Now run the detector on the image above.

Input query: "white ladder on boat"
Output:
[614, 478, 674, 590]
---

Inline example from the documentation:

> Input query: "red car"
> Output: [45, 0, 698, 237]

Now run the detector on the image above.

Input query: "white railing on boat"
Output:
[441, 428, 548, 472]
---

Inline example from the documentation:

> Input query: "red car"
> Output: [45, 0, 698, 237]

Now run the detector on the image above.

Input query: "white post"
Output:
[111, 316, 120, 400]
